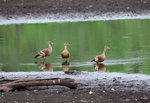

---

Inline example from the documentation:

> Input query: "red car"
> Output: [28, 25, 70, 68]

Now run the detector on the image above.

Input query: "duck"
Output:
[61, 43, 70, 60]
[34, 41, 53, 62]
[91, 46, 110, 63]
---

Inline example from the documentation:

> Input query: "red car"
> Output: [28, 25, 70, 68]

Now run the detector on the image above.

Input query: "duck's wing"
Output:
[34, 49, 47, 58]
[91, 55, 101, 62]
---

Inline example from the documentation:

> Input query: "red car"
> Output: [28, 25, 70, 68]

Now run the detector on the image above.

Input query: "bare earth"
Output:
[1, 0, 150, 103]
[0, 72, 150, 103]
[0, 0, 150, 18]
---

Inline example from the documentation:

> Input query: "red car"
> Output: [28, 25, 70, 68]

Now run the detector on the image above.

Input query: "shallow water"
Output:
[0, 19, 150, 74]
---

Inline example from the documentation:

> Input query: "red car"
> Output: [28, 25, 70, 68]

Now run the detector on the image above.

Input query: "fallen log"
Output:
[0, 78, 79, 92]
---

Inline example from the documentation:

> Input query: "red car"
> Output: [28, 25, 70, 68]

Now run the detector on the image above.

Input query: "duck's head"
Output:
[104, 46, 110, 50]
[64, 43, 70, 46]
[48, 41, 53, 46]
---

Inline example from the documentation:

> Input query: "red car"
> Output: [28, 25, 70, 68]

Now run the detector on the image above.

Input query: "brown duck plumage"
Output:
[91, 46, 110, 63]
[34, 41, 53, 62]
[61, 43, 70, 59]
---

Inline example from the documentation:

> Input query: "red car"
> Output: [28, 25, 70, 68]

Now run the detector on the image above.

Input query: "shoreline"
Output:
[1, 11, 150, 25]
[1, 71, 150, 90]
[1, 0, 150, 25]
[1, 71, 150, 103]
[0, 0, 150, 17]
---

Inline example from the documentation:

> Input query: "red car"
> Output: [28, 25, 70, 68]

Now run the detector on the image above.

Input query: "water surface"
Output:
[0, 19, 150, 74]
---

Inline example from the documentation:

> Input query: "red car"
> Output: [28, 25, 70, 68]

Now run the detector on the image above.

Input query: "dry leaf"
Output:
[89, 90, 93, 95]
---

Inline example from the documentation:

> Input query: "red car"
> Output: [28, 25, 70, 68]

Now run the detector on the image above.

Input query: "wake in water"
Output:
[18, 57, 148, 67]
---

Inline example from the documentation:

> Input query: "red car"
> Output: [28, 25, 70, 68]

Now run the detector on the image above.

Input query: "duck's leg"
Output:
[43, 57, 46, 63]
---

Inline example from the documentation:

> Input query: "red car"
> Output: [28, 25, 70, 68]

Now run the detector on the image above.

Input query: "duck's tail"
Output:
[91, 59, 95, 62]
[34, 54, 40, 58]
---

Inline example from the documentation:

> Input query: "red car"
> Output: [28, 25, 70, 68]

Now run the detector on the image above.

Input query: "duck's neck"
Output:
[48, 44, 52, 53]
[64, 45, 68, 51]
[102, 48, 106, 55]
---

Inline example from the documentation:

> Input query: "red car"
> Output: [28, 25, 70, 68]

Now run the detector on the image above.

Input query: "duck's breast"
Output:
[61, 51, 70, 58]
[45, 49, 50, 56]
[98, 56, 105, 62]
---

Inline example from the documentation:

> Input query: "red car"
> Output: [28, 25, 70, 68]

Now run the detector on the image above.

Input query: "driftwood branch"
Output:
[0, 78, 79, 92]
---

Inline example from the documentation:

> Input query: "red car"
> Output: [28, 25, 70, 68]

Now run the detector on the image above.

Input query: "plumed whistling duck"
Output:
[61, 43, 70, 60]
[34, 41, 53, 62]
[91, 46, 110, 63]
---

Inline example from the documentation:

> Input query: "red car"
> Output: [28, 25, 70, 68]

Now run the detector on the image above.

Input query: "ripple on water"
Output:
[0, 57, 147, 68]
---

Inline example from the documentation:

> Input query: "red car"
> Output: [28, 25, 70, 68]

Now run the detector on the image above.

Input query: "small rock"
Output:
[126, 7, 130, 10]
[33, 90, 38, 92]
[123, 98, 130, 102]
[14, 101, 18, 103]
[89, 5, 93, 8]
[80, 100, 87, 103]
[111, 88, 115, 91]
[102, 90, 106, 93]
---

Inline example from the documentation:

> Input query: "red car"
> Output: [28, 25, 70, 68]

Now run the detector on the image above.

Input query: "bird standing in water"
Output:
[61, 43, 70, 61]
[34, 41, 53, 62]
[91, 46, 110, 63]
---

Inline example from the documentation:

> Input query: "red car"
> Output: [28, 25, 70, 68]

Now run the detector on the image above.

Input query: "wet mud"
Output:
[0, 72, 150, 103]
[0, 0, 150, 25]
[0, 0, 150, 17]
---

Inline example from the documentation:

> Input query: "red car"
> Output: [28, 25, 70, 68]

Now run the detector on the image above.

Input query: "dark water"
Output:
[0, 19, 150, 74]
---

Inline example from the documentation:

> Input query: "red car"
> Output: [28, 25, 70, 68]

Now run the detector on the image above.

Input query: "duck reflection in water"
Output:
[62, 61, 70, 71]
[93, 63, 106, 72]
[35, 62, 53, 72]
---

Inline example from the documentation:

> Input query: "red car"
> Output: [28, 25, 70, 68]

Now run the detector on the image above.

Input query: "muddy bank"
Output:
[0, 86, 149, 103]
[1, 12, 150, 25]
[0, 0, 150, 25]
[1, 72, 150, 91]
[0, 0, 150, 17]
[0, 72, 150, 103]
